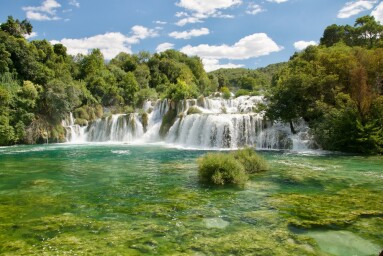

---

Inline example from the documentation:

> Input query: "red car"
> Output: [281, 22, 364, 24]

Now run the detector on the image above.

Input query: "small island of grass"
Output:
[197, 147, 268, 186]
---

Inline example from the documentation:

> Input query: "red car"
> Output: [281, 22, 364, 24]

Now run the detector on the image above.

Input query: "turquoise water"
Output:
[0, 144, 382, 255]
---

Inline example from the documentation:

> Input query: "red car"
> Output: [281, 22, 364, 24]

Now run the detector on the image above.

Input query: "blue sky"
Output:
[1, 0, 383, 71]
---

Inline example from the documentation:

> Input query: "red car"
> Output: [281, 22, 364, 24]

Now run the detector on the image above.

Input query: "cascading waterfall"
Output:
[64, 96, 314, 150]
[62, 113, 86, 143]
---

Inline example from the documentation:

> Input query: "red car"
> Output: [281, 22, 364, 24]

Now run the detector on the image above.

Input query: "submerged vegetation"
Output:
[0, 145, 382, 255]
[197, 148, 268, 186]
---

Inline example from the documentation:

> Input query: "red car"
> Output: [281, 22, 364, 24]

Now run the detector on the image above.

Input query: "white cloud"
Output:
[202, 58, 243, 72]
[69, 0, 80, 8]
[24, 32, 38, 39]
[246, 3, 264, 15]
[176, 16, 203, 26]
[51, 32, 132, 59]
[267, 0, 288, 3]
[169, 28, 209, 39]
[180, 33, 283, 60]
[22, 0, 61, 21]
[155, 20, 167, 25]
[176, 11, 189, 17]
[293, 40, 318, 51]
[156, 43, 175, 53]
[175, 0, 242, 26]
[337, 0, 377, 19]
[372, 2, 383, 23]
[130, 25, 159, 42]
[50, 26, 159, 59]
[176, 0, 242, 15]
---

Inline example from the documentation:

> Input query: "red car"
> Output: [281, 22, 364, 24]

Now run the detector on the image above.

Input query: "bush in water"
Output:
[198, 148, 268, 186]
[198, 152, 248, 186]
[232, 147, 269, 174]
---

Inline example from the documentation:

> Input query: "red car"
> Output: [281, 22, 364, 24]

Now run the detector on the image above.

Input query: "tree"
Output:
[120, 72, 139, 105]
[354, 15, 383, 48]
[0, 16, 32, 38]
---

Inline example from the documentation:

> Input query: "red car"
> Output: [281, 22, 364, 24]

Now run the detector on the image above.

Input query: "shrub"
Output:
[235, 89, 250, 97]
[220, 86, 231, 99]
[232, 148, 269, 174]
[124, 105, 135, 114]
[198, 153, 248, 186]
[187, 106, 202, 115]
[75, 118, 88, 126]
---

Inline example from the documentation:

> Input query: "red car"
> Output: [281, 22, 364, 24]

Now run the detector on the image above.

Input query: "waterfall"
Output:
[64, 96, 314, 150]
[62, 112, 86, 143]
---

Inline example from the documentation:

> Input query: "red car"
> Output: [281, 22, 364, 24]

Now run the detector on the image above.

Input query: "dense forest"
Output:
[267, 15, 383, 154]
[0, 15, 383, 154]
[0, 16, 219, 145]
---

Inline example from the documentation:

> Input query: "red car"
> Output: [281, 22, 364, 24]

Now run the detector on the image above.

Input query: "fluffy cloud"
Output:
[293, 40, 318, 51]
[337, 0, 377, 19]
[176, 0, 242, 15]
[181, 33, 282, 72]
[22, 0, 61, 21]
[169, 28, 209, 39]
[130, 25, 159, 42]
[202, 58, 243, 72]
[175, 0, 242, 26]
[24, 32, 38, 40]
[156, 43, 175, 53]
[371, 2, 383, 23]
[267, 0, 288, 3]
[180, 33, 282, 60]
[51, 26, 159, 59]
[175, 17, 203, 26]
[246, 4, 264, 15]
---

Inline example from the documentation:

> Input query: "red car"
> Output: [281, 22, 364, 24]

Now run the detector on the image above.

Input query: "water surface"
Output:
[0, 144, 382, 255]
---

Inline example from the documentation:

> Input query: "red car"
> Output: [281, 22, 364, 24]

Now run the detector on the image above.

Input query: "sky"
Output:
[1, 0, 383, 71]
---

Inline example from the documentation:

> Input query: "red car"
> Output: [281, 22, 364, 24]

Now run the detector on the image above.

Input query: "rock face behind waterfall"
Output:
[63, 96, 314, 150]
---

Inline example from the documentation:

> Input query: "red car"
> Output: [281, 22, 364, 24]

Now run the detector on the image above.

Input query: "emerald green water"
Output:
[0, 144, 382, 255]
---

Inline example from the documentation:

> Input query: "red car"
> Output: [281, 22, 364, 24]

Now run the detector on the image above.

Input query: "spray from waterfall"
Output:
[63, 96, 314, 150]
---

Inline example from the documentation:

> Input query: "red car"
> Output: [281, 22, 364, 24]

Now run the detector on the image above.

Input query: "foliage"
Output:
[165, 80, 198, 102]
[186, 106, 202, 115]
[235, 89, 250, 97]
[267, 17, 383, 153]
[320, 15, 383, 48]
[220, 86, 231, 99]
[197, 148, 268, 185]
[232, 147, 269, 173]
[0, 16, 32, 38]
[0, 16, 212, 146]
[197, 152, 248, 186]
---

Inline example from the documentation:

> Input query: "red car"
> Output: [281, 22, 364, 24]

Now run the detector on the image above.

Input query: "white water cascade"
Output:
[63, 96, 314, 150]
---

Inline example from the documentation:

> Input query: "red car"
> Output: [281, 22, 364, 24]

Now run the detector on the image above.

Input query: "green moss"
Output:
[186, 106, 202, 115]
[270, 188, 383, 229]
[159, 107, 177, 137]
[141, 112, 148, 132]
[74, 118, 88, 126]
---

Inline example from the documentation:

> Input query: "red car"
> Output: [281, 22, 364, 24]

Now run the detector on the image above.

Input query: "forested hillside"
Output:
[267, 15, 383, 154]
[209, 62, 286, 97]
[1, 15, 383, 154]
[0, 16, 218, 145]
